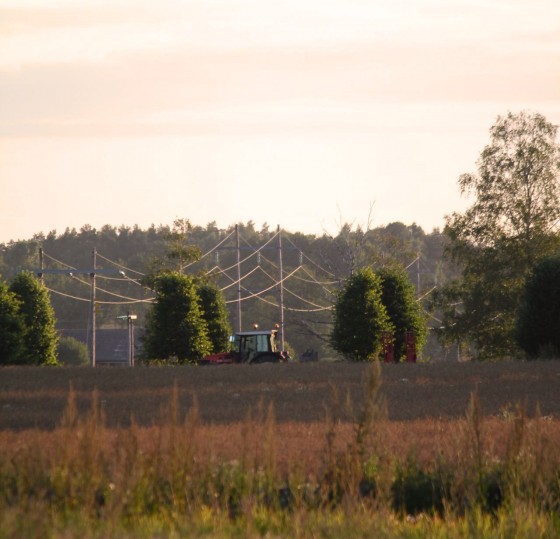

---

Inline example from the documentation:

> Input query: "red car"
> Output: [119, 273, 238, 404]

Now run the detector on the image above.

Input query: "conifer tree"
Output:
[330, 268, 393, 361]
[377, 266, 427, 361]
[197, 282, 231, 353]
[142, 272, 212, 363]
[0, 280, 25, 364]
[9, 272, 58, 365]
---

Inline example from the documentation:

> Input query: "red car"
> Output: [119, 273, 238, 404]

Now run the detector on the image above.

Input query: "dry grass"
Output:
[2, 360, 560, 475]
[1, 360, 560, 474]
[1, 361, 560, 536]
[2, 418, 558, 476]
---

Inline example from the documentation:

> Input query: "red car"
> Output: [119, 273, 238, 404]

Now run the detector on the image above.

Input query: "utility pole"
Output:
[277, 225, 285, 351]
[38, 248, 44, 286]
[416, 254, 421, 294]
[34, 251, 124, 368]
[90, 248, 96, 367]
[236, 224, 242, 332]
[213, 224, 297, 340]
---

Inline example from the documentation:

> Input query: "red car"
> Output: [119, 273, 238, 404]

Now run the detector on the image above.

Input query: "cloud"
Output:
[1, 40, 559, 138]
[1, 0, 559, 138]
[3, 0, 559, 70]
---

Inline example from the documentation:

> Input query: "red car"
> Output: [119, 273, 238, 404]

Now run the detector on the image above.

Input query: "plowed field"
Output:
[1, 361, 559, 431]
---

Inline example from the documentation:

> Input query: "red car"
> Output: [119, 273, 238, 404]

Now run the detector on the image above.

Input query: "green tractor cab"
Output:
[200, 327, 290, 365]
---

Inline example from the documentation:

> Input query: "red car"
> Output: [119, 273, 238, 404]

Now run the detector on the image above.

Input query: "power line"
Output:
[67, 273, 154, 303]
[42, 251, 77, 270]
[44, 232, 337, 308]
[215, 230, 280, 274]
[95, 298, 154, 305]
[96, 274, 134, 281]
[284, 236, 338, 278]
[47, 284, 153, 305]
[213, 231, 335, 311]
[255, 251, 336, 286]
[45, 287, 90, 302]
[405, 256, 420, 270]
[224, 266, 302, 304]
[243, 237, 339, 288]
[416, 286, 437, 302]
[42, 249, 153, 300]
[181, 229, 236, 269]
[95, 252, 145, 276]
[243, 290, 332, 313]
[284, 304, 333, 313]
[217, 265, 261, 292]
[256, 265, 332, 310]
[41, 229, 409, 332]
[299, 265, 340, 289]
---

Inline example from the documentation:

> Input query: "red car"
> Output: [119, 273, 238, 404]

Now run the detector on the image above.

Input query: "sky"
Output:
[1, 0, 559, 243]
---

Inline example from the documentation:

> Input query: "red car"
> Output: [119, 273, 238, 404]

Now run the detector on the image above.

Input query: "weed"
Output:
[1, 364, 560, 536]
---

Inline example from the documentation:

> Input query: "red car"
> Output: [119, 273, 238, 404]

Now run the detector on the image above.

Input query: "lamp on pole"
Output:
[117, 312, 137, 366]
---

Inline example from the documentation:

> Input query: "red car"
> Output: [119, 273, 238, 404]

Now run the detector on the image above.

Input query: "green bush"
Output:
[392, 457, 451, 516]
[515, 255, 560, 359]
[57, 336, 90, 366]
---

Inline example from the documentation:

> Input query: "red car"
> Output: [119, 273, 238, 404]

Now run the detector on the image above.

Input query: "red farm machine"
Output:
[200, 325, 290, 365]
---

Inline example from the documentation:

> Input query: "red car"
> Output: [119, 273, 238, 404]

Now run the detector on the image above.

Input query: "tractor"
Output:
[200, 326, 290, 365]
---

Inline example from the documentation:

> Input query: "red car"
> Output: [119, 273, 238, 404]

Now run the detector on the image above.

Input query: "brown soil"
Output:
[1, 361, 559, 431]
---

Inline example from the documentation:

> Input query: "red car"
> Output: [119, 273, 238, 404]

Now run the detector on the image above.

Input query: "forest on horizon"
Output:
[0, 219, 455, 361]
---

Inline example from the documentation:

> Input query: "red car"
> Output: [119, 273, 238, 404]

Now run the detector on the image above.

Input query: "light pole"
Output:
[117, 312, 137, 366]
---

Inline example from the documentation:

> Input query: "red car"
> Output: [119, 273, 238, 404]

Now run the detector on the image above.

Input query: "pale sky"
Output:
[1, 0, 559, 243]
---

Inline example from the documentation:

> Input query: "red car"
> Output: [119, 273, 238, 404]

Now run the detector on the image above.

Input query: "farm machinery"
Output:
[200, 325, 291, 365]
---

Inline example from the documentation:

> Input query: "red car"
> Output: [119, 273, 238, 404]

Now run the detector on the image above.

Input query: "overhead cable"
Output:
[284, 305, 333, 312]
[284, 236, 338, 278]
[45, 287, 89, 302]
[256, 265, 332, 310]
[416, 286, 437, 302]
[96, 252, 145, 276]
[218, 265, 261, 292]
[216, 265, 331, 312]
[405, 256, 420, 270]
[216, 231, 279, 274]
[224, 265, 302, 304]
[46, 285, 153, 305]
[243, 238, 339, 287]
[43, 251, 144, 291]
[95, 298, 154, 305]
[181, 229, 236, 269]
[299, 265, 340, 288]
[244, 291, 332, 312]
[68, 274, 153, 302]
[42, 252, 77, 270]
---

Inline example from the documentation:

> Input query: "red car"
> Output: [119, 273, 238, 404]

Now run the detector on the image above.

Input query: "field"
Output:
[1, 360, 560, 537]
[3, 360, 560, 427]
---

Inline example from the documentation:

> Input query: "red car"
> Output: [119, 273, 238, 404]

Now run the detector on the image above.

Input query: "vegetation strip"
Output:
[1, 364, 560, 536]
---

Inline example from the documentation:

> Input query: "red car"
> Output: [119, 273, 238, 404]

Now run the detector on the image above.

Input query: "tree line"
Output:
[0, 265, 425, 365]
[0, 218, 450, 361]
[1, 110, 559, 363]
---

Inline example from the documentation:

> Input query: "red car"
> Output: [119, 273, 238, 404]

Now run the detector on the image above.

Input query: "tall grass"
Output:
[1, 364, 559, 537]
